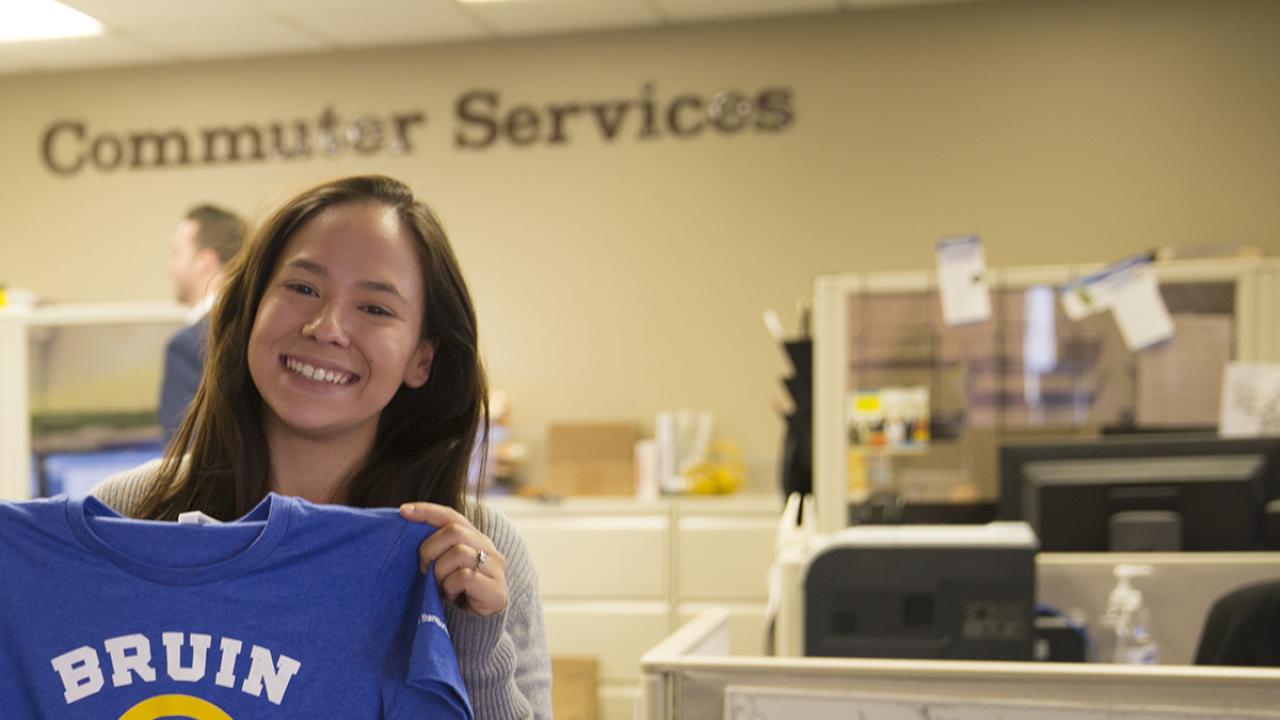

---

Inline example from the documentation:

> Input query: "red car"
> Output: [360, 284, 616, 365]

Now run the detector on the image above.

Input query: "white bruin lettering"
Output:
[241, 644, 303, 705]
[49, 632, 300, 705]
[214, 637, 243, 689]
[48, 646, 103, 703]
[104, 634, 156, 687]
[163, 632, 211, 682]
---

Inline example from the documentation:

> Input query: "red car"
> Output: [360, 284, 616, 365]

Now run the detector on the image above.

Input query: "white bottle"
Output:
[1103, 563, 1159, 664]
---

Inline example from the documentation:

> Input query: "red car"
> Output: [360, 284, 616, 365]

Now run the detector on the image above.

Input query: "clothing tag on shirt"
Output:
[177, 511, 223, 526]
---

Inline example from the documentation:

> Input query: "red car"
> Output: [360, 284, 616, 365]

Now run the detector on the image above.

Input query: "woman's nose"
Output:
[302, 303, 349, 346]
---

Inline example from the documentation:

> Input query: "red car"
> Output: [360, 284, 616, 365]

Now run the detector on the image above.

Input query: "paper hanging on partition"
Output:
[1219, 362, 1280, 437]
[935, 234, 992, 326]
[1059, 254, 1174, 351]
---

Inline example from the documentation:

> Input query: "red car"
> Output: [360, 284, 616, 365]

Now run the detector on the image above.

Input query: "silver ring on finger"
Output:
[475, 548, 488, 571]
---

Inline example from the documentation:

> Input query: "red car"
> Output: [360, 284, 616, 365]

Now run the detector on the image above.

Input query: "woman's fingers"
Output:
[436, 545, 508, 615]
[438, 559, 508, 615]
[400, 501, 509, 616]
[436, 542, 503, 580]
[400, 501, 465, 528]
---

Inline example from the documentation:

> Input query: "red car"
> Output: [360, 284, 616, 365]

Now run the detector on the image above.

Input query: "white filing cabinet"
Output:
[494, 495, 780, 720]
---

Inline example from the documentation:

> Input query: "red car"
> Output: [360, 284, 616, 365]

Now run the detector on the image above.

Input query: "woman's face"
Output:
[247, 202, 433, 446]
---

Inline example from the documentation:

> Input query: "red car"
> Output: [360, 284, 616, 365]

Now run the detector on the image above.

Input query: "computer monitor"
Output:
[1024, 456, 1264, 551]
[35, 442, 164, 498]
[998, 434, 1280, 552]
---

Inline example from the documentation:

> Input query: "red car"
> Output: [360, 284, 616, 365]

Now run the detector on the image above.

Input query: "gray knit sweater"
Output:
[91, 461, 552, 720]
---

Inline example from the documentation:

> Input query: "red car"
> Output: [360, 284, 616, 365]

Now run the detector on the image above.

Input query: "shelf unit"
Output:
[0, 302, 187, 500]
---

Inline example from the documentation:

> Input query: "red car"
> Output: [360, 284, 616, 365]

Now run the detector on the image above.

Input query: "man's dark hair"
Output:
[186, 204, 245, 264]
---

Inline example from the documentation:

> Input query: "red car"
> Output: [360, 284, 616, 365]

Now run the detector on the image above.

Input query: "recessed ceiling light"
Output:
[0, 0, 103, 43]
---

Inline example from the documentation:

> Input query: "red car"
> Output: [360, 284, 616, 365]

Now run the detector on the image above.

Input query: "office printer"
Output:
[803, 522, 1037, 660]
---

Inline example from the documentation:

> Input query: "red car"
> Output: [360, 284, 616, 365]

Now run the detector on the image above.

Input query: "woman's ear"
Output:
[404, 338, 437, 388]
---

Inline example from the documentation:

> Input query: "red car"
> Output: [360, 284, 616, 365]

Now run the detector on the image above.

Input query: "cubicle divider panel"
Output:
[643, 609, 1280, 720]
[813, 259, 1280, 535]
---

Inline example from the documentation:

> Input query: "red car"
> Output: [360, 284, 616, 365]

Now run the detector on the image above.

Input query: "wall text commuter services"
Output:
[40, 85, 795, 177]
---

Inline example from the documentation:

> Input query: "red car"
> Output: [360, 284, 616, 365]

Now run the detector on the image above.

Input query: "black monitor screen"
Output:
[998, 434, 1280, 552]
[1024, 456, 1264, 551]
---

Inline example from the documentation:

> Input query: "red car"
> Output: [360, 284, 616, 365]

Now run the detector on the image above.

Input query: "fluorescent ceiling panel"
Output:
[0, 0, 103, 42]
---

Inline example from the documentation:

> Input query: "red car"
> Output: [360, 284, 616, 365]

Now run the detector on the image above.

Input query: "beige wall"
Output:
[2, 0, 1278, 490]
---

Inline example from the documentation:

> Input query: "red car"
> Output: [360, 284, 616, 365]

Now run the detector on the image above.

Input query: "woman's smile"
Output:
[281, 355, 358, 386]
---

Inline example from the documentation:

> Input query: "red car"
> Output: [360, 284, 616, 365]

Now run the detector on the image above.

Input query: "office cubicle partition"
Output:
[812, 258, 1280, 534]
[642, 609, 1280, 720]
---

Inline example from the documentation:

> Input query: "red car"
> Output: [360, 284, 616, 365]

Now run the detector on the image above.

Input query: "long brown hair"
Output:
[138, 176, 489, 521]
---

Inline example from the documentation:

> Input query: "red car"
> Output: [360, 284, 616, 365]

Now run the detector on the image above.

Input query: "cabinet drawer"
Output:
[544, 601, 671, 681]
[676, 516, 775, 600]
[514, 516, 668, 598]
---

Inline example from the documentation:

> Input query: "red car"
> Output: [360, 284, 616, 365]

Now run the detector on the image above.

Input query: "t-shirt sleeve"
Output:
[406, 562, 472, 718]
[379, 532, 474, 720]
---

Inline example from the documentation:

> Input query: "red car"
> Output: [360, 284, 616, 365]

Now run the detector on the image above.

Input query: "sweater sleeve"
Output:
[448, 503, 552, 720]
[89, 459, 164, 517]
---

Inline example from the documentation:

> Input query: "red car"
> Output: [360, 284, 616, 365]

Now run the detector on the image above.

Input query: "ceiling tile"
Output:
[654, 0, 838, 22]
[266, 0, 490, 47]
[59, 0, 263, 28]
[0, 56, 37, 74]
[122, 19, 331, 61]
[0, 0, 992, 77]
[0, 44, 39, 74]
[0, 33, 171, 73]
[459, 0, 661, 37]
[840, 0, 976, 8]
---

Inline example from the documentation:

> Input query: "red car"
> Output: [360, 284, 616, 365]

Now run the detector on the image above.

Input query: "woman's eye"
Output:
[285, 283, 317, 297]
[363, 305, 393, 317]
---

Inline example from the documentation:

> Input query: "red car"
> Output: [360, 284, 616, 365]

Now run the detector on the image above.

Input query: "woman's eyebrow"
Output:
[286, 258, 326, 276]
[285, 258, 407, 302]
[358, 279, 407, 302]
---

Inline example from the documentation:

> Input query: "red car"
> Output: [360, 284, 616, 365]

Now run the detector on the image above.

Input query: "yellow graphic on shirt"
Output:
[118, 694, 234, 720]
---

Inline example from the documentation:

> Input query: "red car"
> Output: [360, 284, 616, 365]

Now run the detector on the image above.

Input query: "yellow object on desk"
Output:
[682, 439, 744, 495]
[847, 448, 868, 501]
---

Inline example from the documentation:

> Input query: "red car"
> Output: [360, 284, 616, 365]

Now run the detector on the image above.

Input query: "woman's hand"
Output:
[399, 502, 508, 617]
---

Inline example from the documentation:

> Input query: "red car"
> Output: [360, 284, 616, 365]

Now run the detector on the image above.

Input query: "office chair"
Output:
[1194, 579, 1280, 667]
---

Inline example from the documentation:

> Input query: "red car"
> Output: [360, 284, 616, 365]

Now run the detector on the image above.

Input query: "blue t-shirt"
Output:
[0, 493, 472, 719]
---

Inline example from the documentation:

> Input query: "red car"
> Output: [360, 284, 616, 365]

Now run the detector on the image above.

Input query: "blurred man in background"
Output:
[160, 205, 245, 443]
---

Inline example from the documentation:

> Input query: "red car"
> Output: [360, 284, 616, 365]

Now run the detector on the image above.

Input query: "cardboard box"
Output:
[546, 423, 638, 496]
[551, 655, 598, 720]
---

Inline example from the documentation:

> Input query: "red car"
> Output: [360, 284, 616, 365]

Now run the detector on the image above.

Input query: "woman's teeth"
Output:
[285, 357, 353, 385]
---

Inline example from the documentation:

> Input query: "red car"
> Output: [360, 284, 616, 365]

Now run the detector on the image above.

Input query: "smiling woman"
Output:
[39, 107, 427, 176]
[89, 175, 552, 718]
